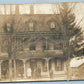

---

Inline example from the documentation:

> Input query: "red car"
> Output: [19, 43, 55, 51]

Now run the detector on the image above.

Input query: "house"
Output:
[0, 4, 68, 81]
[70, 56, 84, 80]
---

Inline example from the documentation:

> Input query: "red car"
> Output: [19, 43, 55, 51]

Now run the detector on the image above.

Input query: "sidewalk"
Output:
[0, 76, 67, 82]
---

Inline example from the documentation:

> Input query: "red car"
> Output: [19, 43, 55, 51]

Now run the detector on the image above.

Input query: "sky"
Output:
[0, 0, 84, 4]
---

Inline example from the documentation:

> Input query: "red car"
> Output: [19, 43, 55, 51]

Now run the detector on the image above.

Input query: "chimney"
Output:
[10, 5, 12, 15]
[4, 5, 6, 15]
[15, 5, 19, 15]
[30, 4, 34, 14]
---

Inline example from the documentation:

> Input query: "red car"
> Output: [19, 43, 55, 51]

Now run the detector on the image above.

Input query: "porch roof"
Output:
[15, 50, 64, 60]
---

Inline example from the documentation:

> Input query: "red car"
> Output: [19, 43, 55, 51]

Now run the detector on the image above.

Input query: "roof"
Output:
[0, 14, 63, 33]
[70, 56, 84, 67]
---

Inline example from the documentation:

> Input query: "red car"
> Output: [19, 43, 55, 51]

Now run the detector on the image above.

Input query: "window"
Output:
[63, 42, 67, 49]
[54, 42, 62, 50]
[55, 59, 64, 71]
[6, 23, 13, 33]
[7, 23, 11, 32]
[16, 60, 24, 77]
[42, 60, 47, 72]
[29, 44, 36, 50]
[43, 44, 46, 50]
[43, 43, 49, 50]
[29, 22, 34, 31]
[51, 22, 55, 29]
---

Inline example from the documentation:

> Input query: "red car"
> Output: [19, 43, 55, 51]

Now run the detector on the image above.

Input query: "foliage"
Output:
[59, 3, 84, 57]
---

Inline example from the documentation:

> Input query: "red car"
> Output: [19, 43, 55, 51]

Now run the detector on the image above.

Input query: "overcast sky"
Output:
[0, 3, 84, 32]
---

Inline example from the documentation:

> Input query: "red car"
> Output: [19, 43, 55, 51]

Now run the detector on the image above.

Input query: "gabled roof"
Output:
[0, 14, 63, 32]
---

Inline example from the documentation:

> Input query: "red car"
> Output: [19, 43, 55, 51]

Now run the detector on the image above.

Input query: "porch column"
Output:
[44, 58, 51, 77]
[46, 59, 49, 72]
[0, 60, 2, 79]
[14, 60, 16, 79]
[22, 60, 27, 78]
[9, 59, 13, 81]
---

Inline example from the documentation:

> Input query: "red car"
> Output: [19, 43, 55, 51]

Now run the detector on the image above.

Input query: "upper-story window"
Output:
[51, 22, 55, 29]
[5, 23, 13, 33]
[29, 44, 36, 50]
[7, 23, 11, 32]
[29, 22, 34, 31]
[54, 42, 62, 50]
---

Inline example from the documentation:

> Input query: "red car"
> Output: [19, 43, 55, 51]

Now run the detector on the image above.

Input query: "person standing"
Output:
[27, 67, 32, 79]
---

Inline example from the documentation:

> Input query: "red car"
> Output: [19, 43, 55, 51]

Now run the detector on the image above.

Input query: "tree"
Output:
[2, 15, 43, 81]
[2, 16, 28, 81]
[59, 3, 84, 58]
[55, 3, 84, 80]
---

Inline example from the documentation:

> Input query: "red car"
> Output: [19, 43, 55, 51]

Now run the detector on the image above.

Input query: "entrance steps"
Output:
[53, 73, 67, 80]
[41, 72, 50, 78]
[41, 71, 67, 80]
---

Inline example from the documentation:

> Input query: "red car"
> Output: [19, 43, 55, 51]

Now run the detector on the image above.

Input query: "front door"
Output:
[16, 60, 24, 78]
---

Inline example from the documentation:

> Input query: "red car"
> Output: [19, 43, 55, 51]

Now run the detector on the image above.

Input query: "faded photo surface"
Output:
[0, 2, 84, 82]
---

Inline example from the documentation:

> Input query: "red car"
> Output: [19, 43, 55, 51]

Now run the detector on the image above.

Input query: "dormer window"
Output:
[29, 22, 34, 31]
[4, 23, 13, 33]
[51, 22, 55, 29]
[7, 23, 11, 32]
